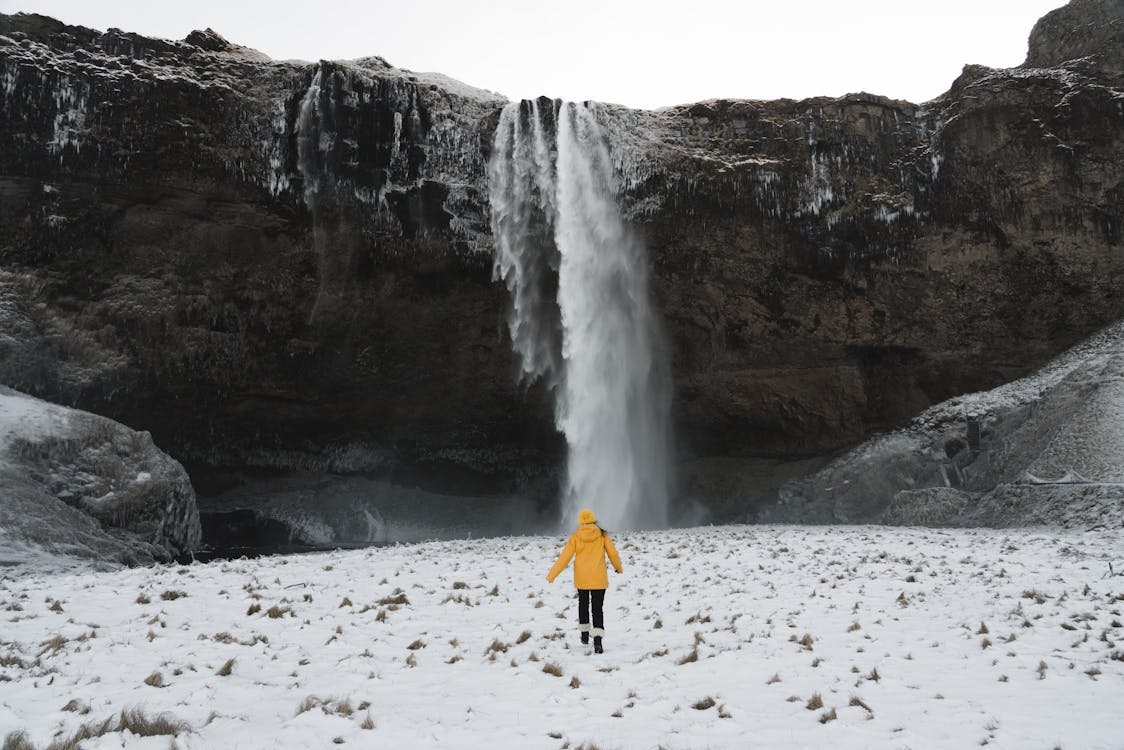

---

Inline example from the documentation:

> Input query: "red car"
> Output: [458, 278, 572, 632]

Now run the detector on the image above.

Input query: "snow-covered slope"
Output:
[0, 386, 201, 569]
[2, 525, 1122, 749]
[768, 320, 1124, 528]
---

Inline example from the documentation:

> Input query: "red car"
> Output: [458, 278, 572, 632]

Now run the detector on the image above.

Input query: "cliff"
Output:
[0, 0, 1121, 507]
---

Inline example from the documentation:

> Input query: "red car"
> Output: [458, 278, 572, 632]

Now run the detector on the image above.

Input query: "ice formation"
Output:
[489, 100, 672, 531]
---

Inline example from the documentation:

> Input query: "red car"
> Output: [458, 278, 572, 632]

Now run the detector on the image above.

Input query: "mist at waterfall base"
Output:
[489, 99, 675, 532]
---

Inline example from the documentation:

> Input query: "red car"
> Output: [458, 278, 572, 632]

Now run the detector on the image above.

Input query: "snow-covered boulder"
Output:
[0, 386, 200, 568]
[766, 319, 1124, 528]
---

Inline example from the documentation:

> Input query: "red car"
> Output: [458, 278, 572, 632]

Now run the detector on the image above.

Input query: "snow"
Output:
[0, 386, 71, 446]
[2, 525, 1122, 749]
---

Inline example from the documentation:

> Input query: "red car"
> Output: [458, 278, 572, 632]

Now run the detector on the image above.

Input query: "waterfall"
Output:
[488, 99, 672, 531]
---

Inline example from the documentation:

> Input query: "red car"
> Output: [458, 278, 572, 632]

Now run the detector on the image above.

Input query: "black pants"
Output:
[578, 589, 605, 634]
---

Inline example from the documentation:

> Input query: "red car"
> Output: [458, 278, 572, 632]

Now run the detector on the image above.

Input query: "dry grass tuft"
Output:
[266, 605, 291, 619]
[867, 667, 881, 682]
[3, 732, 34, 750]
[160, 591, 187, 601]
[144, 672, 165, 688]
[407, 639, 425, 651]
[692, 696, 716, 710]
[569, 675, 581, 689]
[31, 708, 190, 750]
[805, 693, 824, 711]
[377, 590, 409, 606]
[676, 646, 699, 665]
[819, 707, 838, 724]
[977, 622, 989, 635]
[516, 630, 532, 644]
[484, 639, 509, 655]
[61, 700, 90, 715]
[216, 658, 235, 677]
[38, 635, 67, 656]
[296, 696, 321, 715]
[246, 603, 261, 616]
[360, 715, 375, 730]
[542, 662, 563, 677]
[849, 696, 872, 713]
[847, 622, 861, 632]
[135, 594, 150, 605]
[48, 600, 63, 613]
[339, 597, 353, 608]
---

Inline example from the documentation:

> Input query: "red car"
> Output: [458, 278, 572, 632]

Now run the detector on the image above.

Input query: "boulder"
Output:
[0, 386, 200, 568]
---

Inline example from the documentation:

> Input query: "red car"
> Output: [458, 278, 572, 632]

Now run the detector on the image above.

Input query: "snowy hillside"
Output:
[2, 525, 1122, 749]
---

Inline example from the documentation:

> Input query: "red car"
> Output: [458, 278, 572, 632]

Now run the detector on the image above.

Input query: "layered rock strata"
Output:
[0, 0, 1120, 506]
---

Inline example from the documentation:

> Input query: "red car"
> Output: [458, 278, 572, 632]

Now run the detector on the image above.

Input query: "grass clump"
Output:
[160, 591, 187, 601]
[692, 696, 716, 710]
[484, 639, 509, 656]
[216, 658, 235, 677]
[542, 662, 563, 677]
[266, 605, 291, 619]
[377, 590, 409, 606]
[3, 732, 34, 750]
[806, 693, 824, 711]
[819, 707, 838, 724]
[33, 708, 190, 749]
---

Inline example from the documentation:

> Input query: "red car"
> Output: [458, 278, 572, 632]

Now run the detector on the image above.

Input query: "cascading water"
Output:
[489, 99, 672, 531]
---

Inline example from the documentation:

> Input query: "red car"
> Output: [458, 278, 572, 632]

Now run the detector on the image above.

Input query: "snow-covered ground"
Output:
[3, 525, 1123, 749]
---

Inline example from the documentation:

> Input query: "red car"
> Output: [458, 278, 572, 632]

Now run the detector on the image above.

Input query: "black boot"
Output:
[581, 631, 589, 645]
[593, 636, 603, 654]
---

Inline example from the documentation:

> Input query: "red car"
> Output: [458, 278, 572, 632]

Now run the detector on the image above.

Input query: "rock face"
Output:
[0, 0, 1121, 508]
[0, 385, 201, 568]
[765, 320, 1124, 529]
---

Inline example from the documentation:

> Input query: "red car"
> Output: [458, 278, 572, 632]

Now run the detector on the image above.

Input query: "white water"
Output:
[489, 100, 672, 531]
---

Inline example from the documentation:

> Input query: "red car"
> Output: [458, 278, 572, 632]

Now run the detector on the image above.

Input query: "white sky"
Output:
[2, 0, 1066, 108]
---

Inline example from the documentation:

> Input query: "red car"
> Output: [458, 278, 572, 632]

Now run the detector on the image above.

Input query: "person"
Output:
[546, 508, 623, 654]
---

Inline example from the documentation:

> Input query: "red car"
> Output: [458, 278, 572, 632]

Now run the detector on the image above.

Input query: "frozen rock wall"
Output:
[0, 0, 1120, 513]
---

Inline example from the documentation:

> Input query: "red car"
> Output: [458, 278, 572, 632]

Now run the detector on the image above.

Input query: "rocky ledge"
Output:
[0, 0, 1121, 511]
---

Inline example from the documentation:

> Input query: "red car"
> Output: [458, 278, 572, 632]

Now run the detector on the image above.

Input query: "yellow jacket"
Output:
[547, 523, 623, 589]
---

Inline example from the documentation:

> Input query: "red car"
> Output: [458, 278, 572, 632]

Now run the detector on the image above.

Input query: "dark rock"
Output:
[0, 0, 1120, 511]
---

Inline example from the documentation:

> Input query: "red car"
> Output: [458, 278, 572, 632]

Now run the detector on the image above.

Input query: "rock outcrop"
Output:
[764, 320, 1124, 529]
[0, 0, 1120, 508]
[0, 386, 200, 568]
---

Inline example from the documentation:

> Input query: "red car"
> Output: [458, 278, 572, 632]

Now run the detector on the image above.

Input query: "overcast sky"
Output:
[3, 0, 1067, 108]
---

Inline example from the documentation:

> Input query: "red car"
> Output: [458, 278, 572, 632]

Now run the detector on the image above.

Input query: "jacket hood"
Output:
[576, 523, 602, 542]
